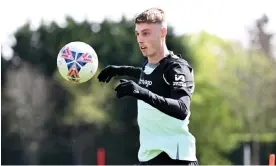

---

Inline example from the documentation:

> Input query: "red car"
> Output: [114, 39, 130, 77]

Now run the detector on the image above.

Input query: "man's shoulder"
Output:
[164, 53, 192, 71]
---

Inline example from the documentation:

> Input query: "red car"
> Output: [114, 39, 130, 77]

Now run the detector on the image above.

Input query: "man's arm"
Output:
[137, 61, 194, 120]
[120, 66, 142, 79]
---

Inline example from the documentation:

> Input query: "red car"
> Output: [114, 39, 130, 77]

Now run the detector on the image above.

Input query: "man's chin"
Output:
[141, 52, 148, 57]
[141, 51, 153, 57]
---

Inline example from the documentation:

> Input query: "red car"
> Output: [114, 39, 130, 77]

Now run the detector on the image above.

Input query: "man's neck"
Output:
[148, 45, 169, 64]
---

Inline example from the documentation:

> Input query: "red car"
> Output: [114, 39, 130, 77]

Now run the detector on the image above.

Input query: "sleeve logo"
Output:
[174, 74, 185, 82]
[173, 74, 186, 87]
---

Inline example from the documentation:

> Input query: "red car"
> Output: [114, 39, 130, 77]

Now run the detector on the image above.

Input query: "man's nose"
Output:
[137, 36, 144, 43]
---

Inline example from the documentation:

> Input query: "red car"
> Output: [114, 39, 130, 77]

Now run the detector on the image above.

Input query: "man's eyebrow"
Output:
[135, 29, 150, 33]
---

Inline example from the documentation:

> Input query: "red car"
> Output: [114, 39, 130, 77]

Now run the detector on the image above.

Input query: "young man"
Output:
[97, 8, 198, 165]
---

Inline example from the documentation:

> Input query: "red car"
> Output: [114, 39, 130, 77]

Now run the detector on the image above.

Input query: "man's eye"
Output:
[143, 32, 149, 36]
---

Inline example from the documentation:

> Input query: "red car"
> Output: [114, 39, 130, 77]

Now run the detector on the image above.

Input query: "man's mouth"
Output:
[140, 46, 147, 50]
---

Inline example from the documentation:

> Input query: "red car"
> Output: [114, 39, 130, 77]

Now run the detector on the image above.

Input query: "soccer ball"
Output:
[57, 41, 98, 83]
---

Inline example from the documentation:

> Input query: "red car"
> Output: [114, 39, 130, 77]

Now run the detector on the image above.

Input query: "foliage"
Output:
[186, 32, 243, 164]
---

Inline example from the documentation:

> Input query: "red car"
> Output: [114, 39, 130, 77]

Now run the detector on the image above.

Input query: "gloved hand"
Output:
[114, 79, 149, 99]
[97, 65, 125, 83]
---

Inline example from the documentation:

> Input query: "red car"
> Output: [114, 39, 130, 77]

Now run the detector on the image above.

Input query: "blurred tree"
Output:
[219, 47, 276, 165]
[185, 32, 243, 164]
[1, 55, 11, 86]
[217, 39, 276, 165]
[248, 14, 275, 63]
[217, 15, 276, 165]
[4, 57, 53, 164]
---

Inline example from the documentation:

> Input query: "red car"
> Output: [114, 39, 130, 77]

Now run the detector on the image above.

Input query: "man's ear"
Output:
[161, 27, 167, 38]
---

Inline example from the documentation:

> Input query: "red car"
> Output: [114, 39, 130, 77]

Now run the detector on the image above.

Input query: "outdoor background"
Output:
[1, 0, 276, 165]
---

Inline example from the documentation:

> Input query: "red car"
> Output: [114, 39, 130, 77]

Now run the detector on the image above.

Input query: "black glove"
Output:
[97, 65, 124, 83]
[114, 79, 149, 99]
[97, 65, 142, 83]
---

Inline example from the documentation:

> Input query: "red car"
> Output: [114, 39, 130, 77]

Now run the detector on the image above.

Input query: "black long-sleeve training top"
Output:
[123, 51, 195, 120]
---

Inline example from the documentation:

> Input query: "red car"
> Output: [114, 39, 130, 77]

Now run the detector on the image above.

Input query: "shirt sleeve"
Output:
[165, 61, 195, 98]
[121, 66, 143, 79]
[138, 60, 195, 120]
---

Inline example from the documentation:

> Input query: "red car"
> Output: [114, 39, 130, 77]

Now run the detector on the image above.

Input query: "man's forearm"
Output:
[137, 90, 190, 120]
[120, 66, 142, 79]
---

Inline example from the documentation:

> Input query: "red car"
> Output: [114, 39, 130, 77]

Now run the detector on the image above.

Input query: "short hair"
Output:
[135, 8, 167, 27]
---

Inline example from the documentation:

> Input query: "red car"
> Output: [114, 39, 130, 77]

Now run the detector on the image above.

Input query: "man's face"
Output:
[135, 23, 164, 57]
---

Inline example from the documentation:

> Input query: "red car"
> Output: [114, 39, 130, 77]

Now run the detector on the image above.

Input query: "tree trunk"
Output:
[252, 140, 260, 165]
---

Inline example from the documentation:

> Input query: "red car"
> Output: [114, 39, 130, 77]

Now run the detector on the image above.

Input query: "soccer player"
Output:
[97, 8, 198, 165]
